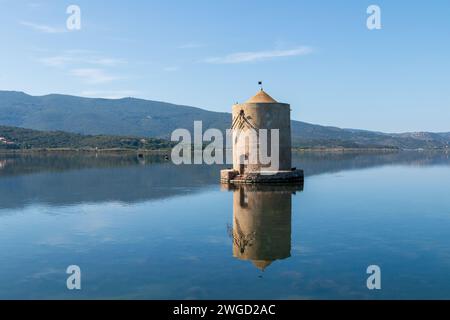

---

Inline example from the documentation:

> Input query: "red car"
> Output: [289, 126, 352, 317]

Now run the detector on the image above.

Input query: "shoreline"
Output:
[294, 148, 449, 153]
[0, 148, 172, 155]
[0, 147, 447, 155]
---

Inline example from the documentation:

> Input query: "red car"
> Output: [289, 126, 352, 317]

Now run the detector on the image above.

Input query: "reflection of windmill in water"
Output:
[226, 184, 303, 271]
[227, 216, 256, 256]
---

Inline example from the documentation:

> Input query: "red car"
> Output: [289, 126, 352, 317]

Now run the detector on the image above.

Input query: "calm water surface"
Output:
[0, 151, 449, 299]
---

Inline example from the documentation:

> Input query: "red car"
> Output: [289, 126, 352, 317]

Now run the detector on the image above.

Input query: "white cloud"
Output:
[28, 3, 42, 8]
[38, 51, 127, 85]
[19, 20, 66, 34]
[80, 90, 139, 99]
[70, 68, 120, 84]
[89, 58, 126, 66]
[64, 49, 96, 55]
[39, 52, 126, 68]
[205, 46, 313, 64]
[39, 56, 74, 67]
[164, 66, 179, 72]
[178, 42, 205, 49]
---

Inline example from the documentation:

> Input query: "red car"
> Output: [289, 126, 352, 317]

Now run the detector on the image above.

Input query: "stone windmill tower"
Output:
[221, 86, 303, 184]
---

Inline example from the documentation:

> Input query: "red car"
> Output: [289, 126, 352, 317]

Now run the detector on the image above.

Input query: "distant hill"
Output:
[0, 90, 449, 149]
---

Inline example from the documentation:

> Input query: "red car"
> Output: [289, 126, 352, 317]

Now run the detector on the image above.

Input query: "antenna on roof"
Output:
[258, 81, 263, 91]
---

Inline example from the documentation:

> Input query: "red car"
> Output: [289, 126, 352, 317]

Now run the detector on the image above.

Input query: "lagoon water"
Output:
[0, 151, 450, 299]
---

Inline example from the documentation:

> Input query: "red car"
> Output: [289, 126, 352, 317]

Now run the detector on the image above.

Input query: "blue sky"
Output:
[0, 0, 449, 132]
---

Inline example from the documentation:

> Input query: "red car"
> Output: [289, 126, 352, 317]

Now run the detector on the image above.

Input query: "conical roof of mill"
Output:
[246, 90, 278, 104]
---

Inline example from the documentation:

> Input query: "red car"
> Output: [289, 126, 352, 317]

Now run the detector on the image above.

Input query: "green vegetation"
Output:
[0, 125, 173, 151]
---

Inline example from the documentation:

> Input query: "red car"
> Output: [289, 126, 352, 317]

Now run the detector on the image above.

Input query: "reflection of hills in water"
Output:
[0, 153, 223, 209]
[228, 184, 302, 271]
[0, 151, 449, 209]
[295, 150, 450, 176]
[0, 153, 168, 176]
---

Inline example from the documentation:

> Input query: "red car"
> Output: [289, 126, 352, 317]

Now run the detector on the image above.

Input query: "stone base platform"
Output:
[220, 169, 304, 184]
